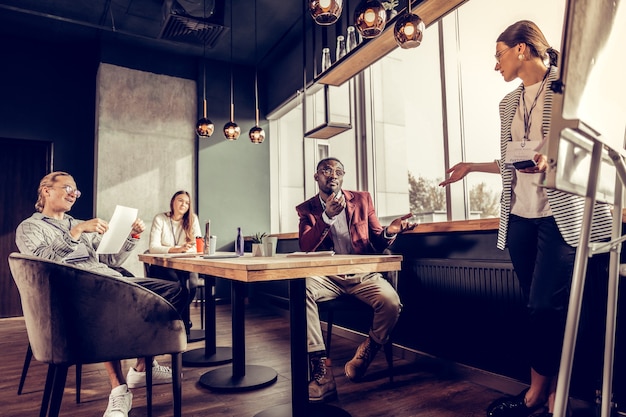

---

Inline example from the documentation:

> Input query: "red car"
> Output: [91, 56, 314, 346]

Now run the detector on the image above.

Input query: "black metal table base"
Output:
[182, 347, 233, 367]
[187, 329, 205, 343]
[199, 365, 278, 392]
[253, 403, 351, 417]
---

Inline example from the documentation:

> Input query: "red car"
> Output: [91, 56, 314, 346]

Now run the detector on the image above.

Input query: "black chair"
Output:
[318, 250, 398, 383]
[8, 253, 186, 417]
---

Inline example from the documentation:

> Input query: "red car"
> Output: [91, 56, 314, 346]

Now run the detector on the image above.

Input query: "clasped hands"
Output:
[170, 241, 195, 253]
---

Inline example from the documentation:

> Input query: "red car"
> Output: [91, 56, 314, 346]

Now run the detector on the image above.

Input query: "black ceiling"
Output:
[0, 0, 304, 69]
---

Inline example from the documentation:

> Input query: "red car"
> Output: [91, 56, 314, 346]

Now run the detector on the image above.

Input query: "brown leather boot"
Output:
[344, 337, 381, 381]
[308, 357, 337, 402]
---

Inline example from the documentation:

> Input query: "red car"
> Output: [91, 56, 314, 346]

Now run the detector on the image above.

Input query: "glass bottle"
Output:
[203, 221, 211, 254]
[321, 47, 331, 72]
[235, 227, 244, 256]
[336, 35, 346, 61]
[346, 26, 358, 53]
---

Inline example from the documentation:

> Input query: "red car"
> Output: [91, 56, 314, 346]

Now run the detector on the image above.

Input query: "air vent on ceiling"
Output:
[159, 0, 226, 47]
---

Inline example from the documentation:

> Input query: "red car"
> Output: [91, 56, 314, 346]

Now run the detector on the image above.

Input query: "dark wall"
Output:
[260, 13, 305, 114]
[0, 34, 99, 220]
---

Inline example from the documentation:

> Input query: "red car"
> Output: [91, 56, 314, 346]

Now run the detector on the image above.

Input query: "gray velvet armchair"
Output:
[8, 252, 187, 417]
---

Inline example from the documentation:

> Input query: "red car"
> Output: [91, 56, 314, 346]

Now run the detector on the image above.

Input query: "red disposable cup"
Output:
[195, 237, 204, 253]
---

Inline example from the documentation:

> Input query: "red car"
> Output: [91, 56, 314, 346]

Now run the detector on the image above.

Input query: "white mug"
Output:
[209, 235, 217, 255]
[262, 236, 277, 257]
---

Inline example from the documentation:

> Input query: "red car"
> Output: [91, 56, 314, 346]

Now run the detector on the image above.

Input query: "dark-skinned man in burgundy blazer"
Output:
[296, 157, 417, 403]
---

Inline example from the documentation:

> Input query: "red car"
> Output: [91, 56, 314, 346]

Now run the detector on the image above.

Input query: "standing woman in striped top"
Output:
[439, 20, 612, 417]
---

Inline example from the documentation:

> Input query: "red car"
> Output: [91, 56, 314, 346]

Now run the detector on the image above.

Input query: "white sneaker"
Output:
[126, 359, 173, 389]
[103, 384, 132, 417]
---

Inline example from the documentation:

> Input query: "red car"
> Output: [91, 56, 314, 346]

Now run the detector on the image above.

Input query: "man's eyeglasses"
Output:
[494, 46, 513, 63]
[53, 185, 81, 198]
[317, 168, 345, 178]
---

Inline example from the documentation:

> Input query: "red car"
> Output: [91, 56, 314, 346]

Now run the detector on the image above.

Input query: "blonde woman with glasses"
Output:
[16, 171, 184, 417]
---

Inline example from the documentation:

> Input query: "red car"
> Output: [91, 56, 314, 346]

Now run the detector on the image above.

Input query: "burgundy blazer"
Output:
[295, 190, 393, 254]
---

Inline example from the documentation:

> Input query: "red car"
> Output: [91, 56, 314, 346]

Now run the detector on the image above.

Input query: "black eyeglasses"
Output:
[53, 185, 81, 198]
[317, 168, 345, 177]
[494, 46, 513, 63]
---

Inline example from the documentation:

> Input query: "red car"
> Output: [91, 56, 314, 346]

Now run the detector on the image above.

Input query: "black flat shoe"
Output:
[486, 389, 543, 417]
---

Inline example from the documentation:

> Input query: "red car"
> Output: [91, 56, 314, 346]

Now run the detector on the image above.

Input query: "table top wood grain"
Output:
[138, 253, 403, 282]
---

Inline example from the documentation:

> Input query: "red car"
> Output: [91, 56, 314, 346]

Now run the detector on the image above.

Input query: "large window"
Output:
[270, 0, 567, 233]
[371, 0, 566, 223]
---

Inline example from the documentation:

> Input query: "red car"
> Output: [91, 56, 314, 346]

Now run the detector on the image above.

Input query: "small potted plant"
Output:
[251, 232, 268, 257]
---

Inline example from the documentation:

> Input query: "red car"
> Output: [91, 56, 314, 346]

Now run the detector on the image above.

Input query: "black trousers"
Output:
[146, 265, 195, 332]
[507, 214, 576, 377]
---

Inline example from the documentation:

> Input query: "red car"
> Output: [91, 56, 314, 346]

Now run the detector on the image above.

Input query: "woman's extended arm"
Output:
[439, 161, 500, 187]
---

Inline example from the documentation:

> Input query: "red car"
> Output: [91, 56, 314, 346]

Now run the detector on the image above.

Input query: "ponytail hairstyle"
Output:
[497, 20, 560, 67]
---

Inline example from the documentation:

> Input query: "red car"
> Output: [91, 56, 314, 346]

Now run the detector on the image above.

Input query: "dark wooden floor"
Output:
[0, 301, 596, 417]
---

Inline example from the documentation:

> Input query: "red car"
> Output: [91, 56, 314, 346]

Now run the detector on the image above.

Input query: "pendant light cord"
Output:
[229, 0, 234, 122]
[254, 0, 259, 125]
[202, 0, 207, 117]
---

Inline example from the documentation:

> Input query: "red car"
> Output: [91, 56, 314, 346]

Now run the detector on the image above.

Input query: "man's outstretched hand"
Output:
[387, 213, 418, 235]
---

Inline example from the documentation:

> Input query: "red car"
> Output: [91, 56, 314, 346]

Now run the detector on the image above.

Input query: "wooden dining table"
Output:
[138, 252, 402, 417]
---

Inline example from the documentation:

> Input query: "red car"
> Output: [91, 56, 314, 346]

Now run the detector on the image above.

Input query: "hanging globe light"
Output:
[354, 0, 387, 39]
[248, 1, 265, 144]
[196, 47, 213, 137]
[393, 0, 425, 49]
[224, 117, 241, 141]
[223, 0, 239, 141]
[310, 0, 343, 25]
[196, 97, 214, 137]
[196, 116, 215, 137]
[248, 125, 265, 144]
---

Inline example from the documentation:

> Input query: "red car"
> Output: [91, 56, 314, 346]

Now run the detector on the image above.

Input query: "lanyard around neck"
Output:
[169, 216, 182, 245]
[520, 70, 549, 142]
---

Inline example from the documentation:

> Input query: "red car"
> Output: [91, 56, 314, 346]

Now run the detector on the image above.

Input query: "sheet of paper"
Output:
[286, 251, 335, 257]
[202, 252, 240, 259]
[96, 205, 138, 254]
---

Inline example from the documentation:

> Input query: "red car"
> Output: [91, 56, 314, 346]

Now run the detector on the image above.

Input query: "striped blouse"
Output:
[495, 67, 612, 250]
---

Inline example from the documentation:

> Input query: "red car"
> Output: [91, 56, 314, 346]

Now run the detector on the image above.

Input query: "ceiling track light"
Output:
[249, 0, 265, 144]
[393, 0, 425, 49]
[309, 0, 344, 25]
[354, 0, 387, 39]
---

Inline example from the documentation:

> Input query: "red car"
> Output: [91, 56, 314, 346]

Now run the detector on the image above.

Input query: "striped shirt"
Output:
[495, 67, 612, 250]
[15, 212, 137, 277]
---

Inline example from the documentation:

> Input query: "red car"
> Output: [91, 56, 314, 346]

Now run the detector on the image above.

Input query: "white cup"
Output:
[209, 235, 217, 255]
[262, 236, 277, 257]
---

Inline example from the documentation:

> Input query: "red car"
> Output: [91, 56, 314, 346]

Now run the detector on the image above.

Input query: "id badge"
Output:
[504, 140, 542, 168]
